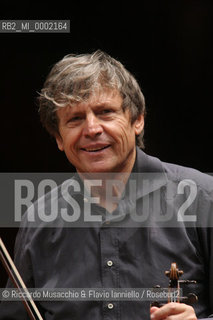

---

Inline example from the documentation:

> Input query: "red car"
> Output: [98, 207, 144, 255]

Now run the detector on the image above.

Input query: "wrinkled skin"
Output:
[56, 90, 144, 174]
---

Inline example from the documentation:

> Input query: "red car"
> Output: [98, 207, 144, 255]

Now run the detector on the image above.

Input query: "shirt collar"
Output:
[125, 147, 168, 200]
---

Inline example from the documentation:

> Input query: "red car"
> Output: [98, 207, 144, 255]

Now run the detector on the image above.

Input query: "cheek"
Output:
[61, 130, 80, 151]
[105, 119, 134, 145]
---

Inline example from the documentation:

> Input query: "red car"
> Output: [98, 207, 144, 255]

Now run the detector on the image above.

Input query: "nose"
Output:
[82, 113, 103, 138]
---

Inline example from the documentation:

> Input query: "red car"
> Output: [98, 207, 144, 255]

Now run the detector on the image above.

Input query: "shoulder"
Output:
[136, 148, 213, 195]
[19, 174, 84, 230]
[162, 160, 213, 195]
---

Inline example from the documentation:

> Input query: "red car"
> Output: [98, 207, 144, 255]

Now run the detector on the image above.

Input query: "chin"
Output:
[88, 167, 110, 173]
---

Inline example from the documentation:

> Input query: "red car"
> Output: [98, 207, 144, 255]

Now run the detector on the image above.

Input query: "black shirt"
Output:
[1, 148, 213, 319]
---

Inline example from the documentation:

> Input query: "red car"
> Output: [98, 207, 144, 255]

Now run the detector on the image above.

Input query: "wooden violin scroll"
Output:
[165, 262, 183, 281]
[165, 262, 183, 303]
[151, 262, 198, 307]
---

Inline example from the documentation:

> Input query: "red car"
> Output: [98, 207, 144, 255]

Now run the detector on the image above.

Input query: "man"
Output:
[0, 50, 212, 319]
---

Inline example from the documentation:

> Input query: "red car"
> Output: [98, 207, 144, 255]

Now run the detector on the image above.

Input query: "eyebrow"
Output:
[71, 102, 116, 113]
[92, 103, 116, 109]
[59, 100, 120, 121]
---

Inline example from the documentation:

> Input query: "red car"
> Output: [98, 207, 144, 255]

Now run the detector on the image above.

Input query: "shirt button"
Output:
[107, 260, 113, 267]
[107, 303, 114, 309]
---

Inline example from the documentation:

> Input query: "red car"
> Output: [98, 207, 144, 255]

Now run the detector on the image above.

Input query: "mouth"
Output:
[80, 145, 110, 153]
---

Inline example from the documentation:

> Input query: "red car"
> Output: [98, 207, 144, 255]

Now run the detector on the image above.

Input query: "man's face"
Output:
[56, 90, 144, 173]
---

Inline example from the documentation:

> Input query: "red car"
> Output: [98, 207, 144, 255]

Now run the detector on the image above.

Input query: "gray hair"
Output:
[38, 50, 146, 148]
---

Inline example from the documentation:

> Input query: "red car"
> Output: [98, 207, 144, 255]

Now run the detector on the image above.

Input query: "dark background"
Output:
[1, 1, 213, 287]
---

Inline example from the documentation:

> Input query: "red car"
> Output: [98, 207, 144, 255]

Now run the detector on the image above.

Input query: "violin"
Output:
[0, 237, 43, 320]
[151, 262, 198, 307]
[1, 238, 198, 319]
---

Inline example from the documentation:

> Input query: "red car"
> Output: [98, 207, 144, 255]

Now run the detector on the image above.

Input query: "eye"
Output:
[100, 109, 113, 114]
[68, 116, 82, 122]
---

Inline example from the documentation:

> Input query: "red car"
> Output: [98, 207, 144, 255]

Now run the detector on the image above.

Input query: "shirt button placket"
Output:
[100, 227, 119, 319]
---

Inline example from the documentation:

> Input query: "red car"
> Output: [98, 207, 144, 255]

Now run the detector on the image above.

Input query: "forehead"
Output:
[57, 89, 123, 117]
[84, 89, 123, 106]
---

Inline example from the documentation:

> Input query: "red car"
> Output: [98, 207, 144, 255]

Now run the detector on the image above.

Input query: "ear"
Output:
[55, 134, 64, 151]
[134, 113, 144, 135]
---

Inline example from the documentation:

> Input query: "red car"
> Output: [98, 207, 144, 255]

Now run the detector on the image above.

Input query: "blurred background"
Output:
[1, 1, 213, 287]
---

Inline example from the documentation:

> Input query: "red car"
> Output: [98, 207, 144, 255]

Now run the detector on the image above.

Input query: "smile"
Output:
[81, 145, 110, 152]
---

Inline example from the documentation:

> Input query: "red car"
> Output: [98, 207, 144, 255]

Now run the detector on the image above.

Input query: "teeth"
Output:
[83, 146, 109, 152]
[85, 147, 104, 152]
